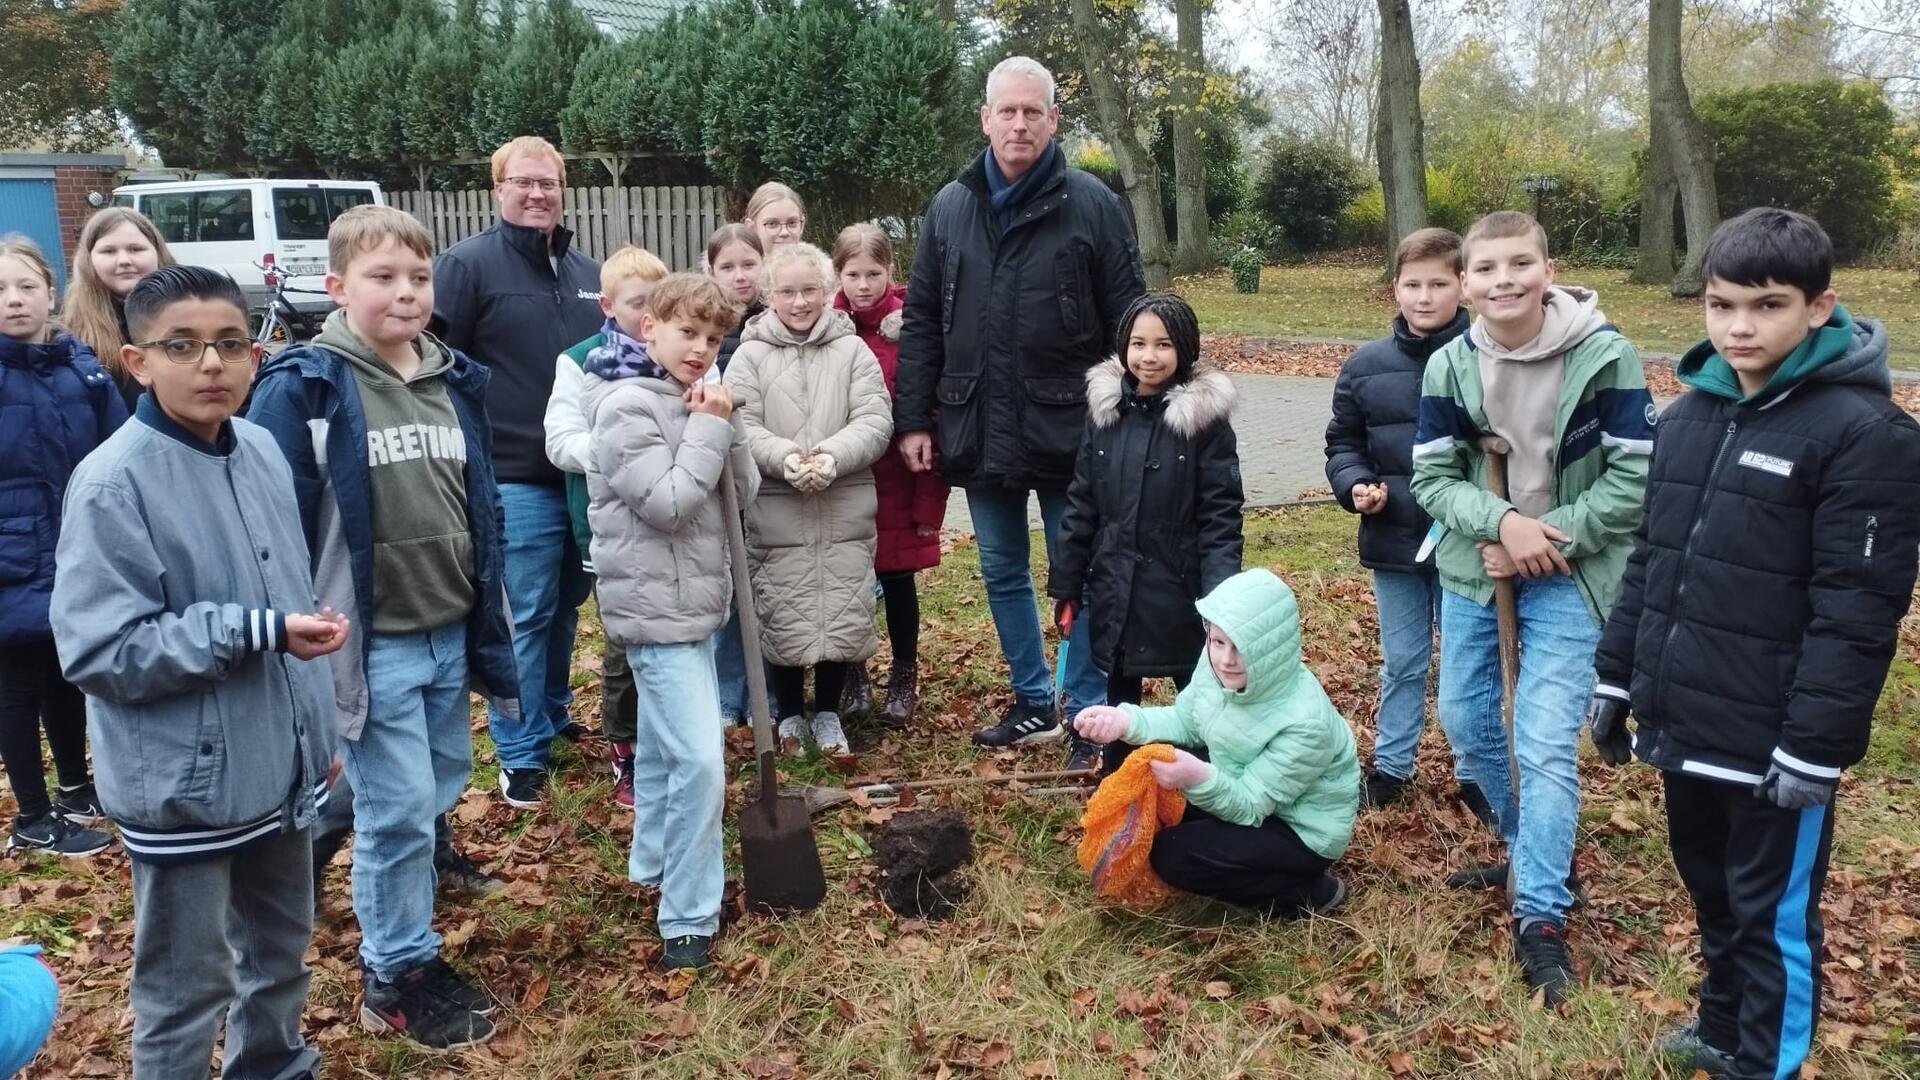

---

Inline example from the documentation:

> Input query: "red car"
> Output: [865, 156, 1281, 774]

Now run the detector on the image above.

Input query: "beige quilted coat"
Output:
[725, 308, 894, 666]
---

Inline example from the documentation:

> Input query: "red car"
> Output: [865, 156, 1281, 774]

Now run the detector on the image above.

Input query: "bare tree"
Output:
[1170, 0, 1211, 273]
[1068, 0, 1175, 287]
[1373, 0, 1427, 270]
[1632, 0, 1718, 295]
[1258, 0, 1378, 155]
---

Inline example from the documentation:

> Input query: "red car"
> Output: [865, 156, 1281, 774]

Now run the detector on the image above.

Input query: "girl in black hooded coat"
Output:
[1049, 293, 1245, 772]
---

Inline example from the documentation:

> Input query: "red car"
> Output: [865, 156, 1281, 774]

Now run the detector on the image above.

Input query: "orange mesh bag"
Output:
[1076, 744, 1188, 903]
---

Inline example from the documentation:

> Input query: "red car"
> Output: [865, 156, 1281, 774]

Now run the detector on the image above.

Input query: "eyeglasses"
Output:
[503, 177, 562, 192]
[134, 337, 256, 364]
[771, 286, 824, 303]
[760, 218, 804, 233]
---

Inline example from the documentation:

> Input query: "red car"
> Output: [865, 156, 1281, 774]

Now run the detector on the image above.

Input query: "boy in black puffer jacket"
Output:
[1592, 208, 1920, 1080]
[1050, 292, 1244, 773]
[1324, 228, 1488, 817]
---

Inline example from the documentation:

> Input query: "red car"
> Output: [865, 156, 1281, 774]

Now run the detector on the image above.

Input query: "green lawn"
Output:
[1182, 264, 1920, 369]
[8, 506, 1919, 1077]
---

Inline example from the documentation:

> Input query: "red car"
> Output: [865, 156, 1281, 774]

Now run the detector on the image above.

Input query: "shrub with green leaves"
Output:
[1252, 136, 1366, 254]
[1228, 246, 1263, 293]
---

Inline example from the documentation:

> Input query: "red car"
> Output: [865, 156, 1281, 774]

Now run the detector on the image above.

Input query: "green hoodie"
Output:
[1119, 569, 1361, 860]
[315, 310, 475, 633]
[1677, 304, 1871, 403]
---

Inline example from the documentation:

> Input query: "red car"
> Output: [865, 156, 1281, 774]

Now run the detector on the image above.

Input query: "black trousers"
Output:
[1148, 804, 1334, 913]
[771, 662, 848, 717]
[1097, 670, 1193, 774]
[1663, 770, 1833, 1080]
[0, 641, 91, 824]
[878, 571, 919, 671]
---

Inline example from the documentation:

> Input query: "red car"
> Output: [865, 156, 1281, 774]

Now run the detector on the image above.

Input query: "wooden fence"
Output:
[391, 185, 728, 270]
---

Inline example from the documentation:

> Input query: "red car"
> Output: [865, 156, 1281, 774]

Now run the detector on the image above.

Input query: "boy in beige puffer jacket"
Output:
[581, 274, 755, 973]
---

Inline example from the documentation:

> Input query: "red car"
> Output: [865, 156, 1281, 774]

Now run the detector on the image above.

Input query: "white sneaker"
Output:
[810, 711, 849, 754]
[777, 715, 807, 744]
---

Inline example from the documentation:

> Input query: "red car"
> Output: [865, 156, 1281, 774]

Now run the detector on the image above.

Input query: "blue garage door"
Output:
[0, 175, 67, 294]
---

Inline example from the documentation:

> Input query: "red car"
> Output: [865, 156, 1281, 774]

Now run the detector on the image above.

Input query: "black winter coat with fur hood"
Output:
[1048, 360, 1245, 679]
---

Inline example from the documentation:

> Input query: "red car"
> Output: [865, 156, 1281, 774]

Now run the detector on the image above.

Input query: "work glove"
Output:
[1586, 694, 1633, 766]
[1053, 599, 1076, 637]
[782, 452, 810, 488]
[1148, 748, 1212, 791]
[1072, 705, 1128, 744]
[1755, 763, 1836, 810]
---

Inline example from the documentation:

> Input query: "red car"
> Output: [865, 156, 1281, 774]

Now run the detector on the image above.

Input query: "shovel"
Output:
[788, 768, 1095, 815]
[723, 455, 828, 914]
[1478, 435, 1523, 908]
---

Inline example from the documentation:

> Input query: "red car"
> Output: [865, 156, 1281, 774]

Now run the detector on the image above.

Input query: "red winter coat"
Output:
[837, 285, 948, 573]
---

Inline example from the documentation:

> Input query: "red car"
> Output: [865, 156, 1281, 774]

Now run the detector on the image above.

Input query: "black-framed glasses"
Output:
[503, 177, 562, 192]
[134, 337, 256, 364]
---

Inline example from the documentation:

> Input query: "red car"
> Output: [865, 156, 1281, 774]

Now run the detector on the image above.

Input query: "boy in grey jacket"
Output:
[51, 266, 348, 1080]
[581, 273, 754, 973]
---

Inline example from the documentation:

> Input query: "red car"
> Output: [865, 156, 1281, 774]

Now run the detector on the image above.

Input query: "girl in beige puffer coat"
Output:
[725, 243, 893, 753]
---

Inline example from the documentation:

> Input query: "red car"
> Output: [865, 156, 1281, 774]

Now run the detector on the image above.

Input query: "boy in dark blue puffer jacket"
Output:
[1592, 208, 1920, 1080]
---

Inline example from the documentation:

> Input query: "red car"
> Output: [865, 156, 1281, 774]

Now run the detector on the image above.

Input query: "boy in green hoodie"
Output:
[1410, 210, 1653, 1004]
[1072, 568, 1361, 914]
[1591, 208, 1920, 1079]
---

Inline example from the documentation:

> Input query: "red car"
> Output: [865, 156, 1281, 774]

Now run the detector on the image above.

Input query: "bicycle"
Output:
[251, 261, 331, 348]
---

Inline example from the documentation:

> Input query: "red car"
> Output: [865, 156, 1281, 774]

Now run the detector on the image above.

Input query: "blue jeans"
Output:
[713, 605, 749, 721]
[626, 638, 726, 939]
[965, 487, 1106, 714]
[1438, 575, 1599, 924]
[345, 624, 473, 981]
[490, 483, 592, 769]
[1370, 570, 1469, 783]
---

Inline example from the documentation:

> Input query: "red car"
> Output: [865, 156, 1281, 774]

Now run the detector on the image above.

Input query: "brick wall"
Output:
[51, 165, 118, 267]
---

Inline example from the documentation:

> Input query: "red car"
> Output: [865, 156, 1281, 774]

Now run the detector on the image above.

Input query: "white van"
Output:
[111, 178, 384, 326]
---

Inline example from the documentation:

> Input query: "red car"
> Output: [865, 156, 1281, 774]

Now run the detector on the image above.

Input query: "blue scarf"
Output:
[582, 317, 668, 382]
[985, 141, 1060, 232]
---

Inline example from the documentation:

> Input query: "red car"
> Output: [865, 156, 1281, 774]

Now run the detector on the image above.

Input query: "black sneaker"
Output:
[360, 964, 493, 1050]
[659, 934, 712, 972]
[1444, 861, 1588, 909]
[970, 702, 1062, 747]
[1307, 873, 1348, 914]
[7, 812, 111, 858]
[435, 847, 506, 900]
[1456, 780, 1499, 827]
[1063, 730, 1102, 774]
[553, 721, 592, 743]
[52, 783, 106, 824]
[498, 767, 545, 808]
[416, 955, 495, 1017]
[1513, 917, 1577, 1005]
[1361, 770, 1406, 809]
[1655, 1020, 1735, 1077]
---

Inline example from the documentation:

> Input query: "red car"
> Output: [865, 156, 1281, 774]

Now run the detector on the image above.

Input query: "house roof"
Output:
[575, 0, 682, 35]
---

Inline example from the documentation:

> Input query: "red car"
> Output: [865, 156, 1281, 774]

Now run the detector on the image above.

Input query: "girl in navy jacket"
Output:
[0, 235, 127, 857]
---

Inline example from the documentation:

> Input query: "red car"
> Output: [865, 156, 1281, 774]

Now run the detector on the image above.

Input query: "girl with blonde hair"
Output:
[60, 207, 175, 408]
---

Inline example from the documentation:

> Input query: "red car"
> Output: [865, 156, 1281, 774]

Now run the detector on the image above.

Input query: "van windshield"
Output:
[275, 188, 375, 241]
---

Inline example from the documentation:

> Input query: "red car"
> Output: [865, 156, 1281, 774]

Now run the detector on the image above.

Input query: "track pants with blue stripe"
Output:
[1663, 770, 1834, 1080]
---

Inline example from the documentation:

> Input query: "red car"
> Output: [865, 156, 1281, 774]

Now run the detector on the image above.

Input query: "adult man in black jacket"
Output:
[1590, 209, 1920, 1080]
[894, 56, 1146, 767]
[431, 136, 603, 807]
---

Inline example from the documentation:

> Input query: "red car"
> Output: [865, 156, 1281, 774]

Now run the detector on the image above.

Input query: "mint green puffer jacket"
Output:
[1120, 568, 1361, 859]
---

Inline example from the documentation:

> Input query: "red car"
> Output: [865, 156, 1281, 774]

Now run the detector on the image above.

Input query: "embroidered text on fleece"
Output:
[50, 397, 336, 863]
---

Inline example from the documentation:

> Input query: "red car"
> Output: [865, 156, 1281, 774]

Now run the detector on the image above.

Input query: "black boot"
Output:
[1456, 780, 1499, 828]
[840, 665, 873, 720]
[882, 665, 917, 728]
[1361, 769, 1406, 809]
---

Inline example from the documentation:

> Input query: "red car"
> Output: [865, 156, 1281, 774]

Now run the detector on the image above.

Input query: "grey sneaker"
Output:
[1655, 1020, 1735, 1077]
[810, 711, 849, 754]
[435, 847, 506, 900]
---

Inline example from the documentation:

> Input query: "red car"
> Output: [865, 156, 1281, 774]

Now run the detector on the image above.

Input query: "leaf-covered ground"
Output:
[7, 506, 1918, 1078]
[1182, 263, 1920, 370]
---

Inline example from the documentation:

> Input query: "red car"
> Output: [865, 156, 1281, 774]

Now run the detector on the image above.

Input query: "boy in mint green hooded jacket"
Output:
[1074, 568, 1361, 914]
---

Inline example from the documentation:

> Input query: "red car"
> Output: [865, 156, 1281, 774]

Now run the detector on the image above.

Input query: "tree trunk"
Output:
[1630, 133, 1677, 284]
[1069, 0, 1173, 288]
[1374, 0, 1427, 276]
[1169, 0, 1210, 273]
[1641, 0, 1719, 296]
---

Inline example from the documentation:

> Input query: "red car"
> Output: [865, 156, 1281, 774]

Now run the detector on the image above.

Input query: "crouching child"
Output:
[1073, 569, 1360, 915]
[582, 273, 755, 972]
[51, 266, 347, 1079]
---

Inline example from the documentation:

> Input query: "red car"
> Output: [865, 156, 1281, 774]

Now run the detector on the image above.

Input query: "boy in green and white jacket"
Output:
[1410, 211, 1652, 1005]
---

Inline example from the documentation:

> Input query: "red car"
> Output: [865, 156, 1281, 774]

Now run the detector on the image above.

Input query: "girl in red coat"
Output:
[832, 224, 948, 725]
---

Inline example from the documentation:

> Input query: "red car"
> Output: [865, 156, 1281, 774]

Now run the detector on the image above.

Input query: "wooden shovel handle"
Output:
[720, 453, 779, 806]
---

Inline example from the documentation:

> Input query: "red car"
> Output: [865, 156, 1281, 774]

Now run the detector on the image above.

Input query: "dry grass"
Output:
[8, 507, 1920, 1078]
